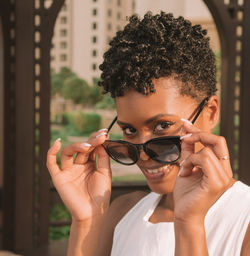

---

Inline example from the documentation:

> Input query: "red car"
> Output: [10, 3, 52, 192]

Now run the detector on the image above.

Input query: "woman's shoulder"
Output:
[95, 191, 149, 256]
[231, 180, 250, 200]
[108, 190, 150, 223]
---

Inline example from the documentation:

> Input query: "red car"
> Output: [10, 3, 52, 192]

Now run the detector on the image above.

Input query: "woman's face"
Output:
[115, 77, 217, 194]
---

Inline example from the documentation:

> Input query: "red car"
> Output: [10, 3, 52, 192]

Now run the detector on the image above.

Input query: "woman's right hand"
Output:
[46, 129, 111, 222]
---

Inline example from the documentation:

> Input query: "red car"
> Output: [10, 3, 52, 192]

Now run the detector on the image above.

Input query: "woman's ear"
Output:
[205, 95, 220, 131]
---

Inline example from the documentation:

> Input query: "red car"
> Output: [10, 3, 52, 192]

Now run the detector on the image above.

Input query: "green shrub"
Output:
[61, 111, 101, 136]
[80, 112, 101, 134]
[95, 95, 116, 109]
[50, 204, 71, 240]
[51, 129, 67, 142]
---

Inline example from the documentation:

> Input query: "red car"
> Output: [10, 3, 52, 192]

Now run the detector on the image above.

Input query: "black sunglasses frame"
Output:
[103, 136, 181, 165]
[102, 97, 209, 165]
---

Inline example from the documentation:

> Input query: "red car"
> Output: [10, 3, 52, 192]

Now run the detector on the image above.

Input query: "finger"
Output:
[181, 120, 232, 177]
[61, 142, 93, 169]
[73, 143, 93, 165]
[181, 129, 232, 177]
[179, 148, 225, 182]
[96, 145, 111, 178]
[179, 119, 199, 162]
[74, 130, 109, 164]
[88, 128, 108, 140]
[180, 137, 195, 162]
[47, 138, 62, 177]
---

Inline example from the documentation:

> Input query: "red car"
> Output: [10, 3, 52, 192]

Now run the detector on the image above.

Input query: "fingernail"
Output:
[178, 167, 184, 177]
[181, 118, 193, 125]
[180, 133, 192, 140]
[80, 142, 92, 148]
[96, 132, 107, 138]
[55, 138, 61, 143]
[98, 128, 108, 132]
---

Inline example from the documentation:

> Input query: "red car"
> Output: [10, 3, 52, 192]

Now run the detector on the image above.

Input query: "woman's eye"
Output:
[122, 127, 137, 135]
[154, 122, 173, 132]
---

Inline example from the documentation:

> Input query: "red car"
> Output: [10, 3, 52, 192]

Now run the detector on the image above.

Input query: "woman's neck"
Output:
[149, 193, 175, 223]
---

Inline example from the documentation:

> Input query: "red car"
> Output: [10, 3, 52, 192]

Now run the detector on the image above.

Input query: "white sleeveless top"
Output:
[110, 181, 250, 256]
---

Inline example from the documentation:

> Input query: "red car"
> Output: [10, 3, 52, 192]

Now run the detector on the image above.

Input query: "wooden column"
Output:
[204, 0, 250, 185]
[239, 0, 250, 184]
[1, 0, 64, 253]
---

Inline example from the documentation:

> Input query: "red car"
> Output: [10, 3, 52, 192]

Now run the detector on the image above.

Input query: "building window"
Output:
[60, 29, 67, 37]
[92, 36, 97, 43]
[108, 23, 112, 31]
[117, 25, 121, 31]
[117, 12, 121, 20]
[108, 9, 112, 17]
[117, 0, 121, 6]
[93, 0, 97, 2]
[60, 16, 67, 24]
[92, 49, 97, 57]
[62, 4, 67, 11]
[93, 8, 97, 16]
[132, 0, 135, 10]
[92, 22, 97, 30]
[92, 63, 97, 70]
[60, 41, 67, 49]
[60, 54, 67, 61]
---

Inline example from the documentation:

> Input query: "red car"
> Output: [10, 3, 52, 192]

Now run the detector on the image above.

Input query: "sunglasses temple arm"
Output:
[108, 116, 118, 132]
[191, 97, 209, 124]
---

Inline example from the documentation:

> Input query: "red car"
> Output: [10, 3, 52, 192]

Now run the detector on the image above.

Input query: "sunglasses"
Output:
[102, 97, 209, 165]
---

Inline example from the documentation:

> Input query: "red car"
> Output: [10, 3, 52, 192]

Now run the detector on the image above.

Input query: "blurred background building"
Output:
[50, 0, 219, 84]
[50, 0, 135, 83]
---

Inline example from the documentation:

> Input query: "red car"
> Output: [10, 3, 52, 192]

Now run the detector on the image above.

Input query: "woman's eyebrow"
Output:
[144, 114, 174, 125]
[117, 114, 174, 127]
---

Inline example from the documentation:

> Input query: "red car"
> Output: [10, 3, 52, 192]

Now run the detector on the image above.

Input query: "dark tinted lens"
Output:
[146, 139, 180, 163]
[104, 141, 138, 164]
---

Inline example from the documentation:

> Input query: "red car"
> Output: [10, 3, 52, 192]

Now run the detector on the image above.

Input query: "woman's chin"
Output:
[144, 164, 179, 194]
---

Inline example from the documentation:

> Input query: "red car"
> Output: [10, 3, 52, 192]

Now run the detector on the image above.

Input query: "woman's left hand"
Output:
[173, 121, 235, 225]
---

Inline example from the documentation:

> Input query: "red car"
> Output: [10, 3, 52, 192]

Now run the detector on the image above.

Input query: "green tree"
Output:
[88, 79, 104, 105]
[51, 67, 75, 95]
[61, 76, 90, 105]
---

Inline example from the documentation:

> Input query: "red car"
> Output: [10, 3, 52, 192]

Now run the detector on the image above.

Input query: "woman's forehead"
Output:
[115, 81, 197, 123]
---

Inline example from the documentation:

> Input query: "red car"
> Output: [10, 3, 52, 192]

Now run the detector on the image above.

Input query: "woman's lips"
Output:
[141, 165, 173, 180]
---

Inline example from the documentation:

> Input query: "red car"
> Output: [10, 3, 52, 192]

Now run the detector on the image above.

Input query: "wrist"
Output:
[174, 215, 205, 227]
[174, 218, 208, 256]
[72, 213, 106, 229]
[174, 219, 205, 235]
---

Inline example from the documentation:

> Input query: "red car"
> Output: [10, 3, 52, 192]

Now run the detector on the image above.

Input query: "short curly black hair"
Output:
[98, 12, 217, 100]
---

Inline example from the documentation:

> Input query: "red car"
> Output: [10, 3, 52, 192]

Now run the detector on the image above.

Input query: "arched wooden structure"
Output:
[0, 0, 249, 254]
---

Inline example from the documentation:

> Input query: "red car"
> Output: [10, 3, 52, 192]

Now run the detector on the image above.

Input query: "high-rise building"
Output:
[51, 0, 219, 83]
[50, 0, 135, 83]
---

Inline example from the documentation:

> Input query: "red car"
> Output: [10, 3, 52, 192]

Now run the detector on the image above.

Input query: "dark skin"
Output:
[115, 77, 235, 222]
[47, 76, 250, 256]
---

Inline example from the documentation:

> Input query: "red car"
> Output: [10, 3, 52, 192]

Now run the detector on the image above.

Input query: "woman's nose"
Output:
[139, 149, 150, 161]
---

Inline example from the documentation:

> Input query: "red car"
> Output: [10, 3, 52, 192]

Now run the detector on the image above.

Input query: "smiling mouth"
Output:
[140, 164, 175, 180]
[144, 165, 171, 174]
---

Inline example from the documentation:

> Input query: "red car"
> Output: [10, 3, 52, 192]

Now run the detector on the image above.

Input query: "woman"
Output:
[47, 12, 250, 256]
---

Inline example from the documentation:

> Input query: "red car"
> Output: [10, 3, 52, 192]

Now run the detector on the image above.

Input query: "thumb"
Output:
[47, 138, 61, 177]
